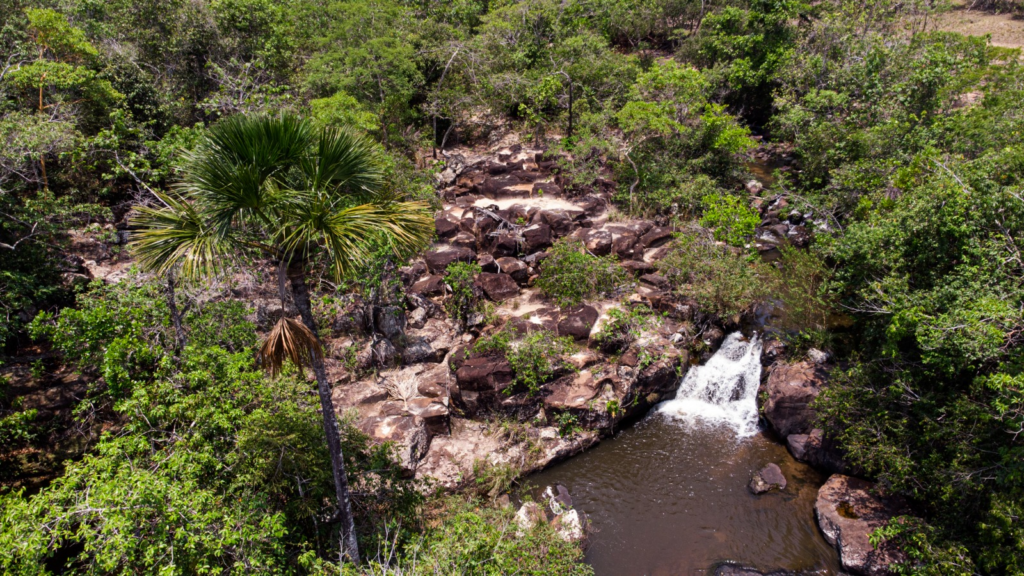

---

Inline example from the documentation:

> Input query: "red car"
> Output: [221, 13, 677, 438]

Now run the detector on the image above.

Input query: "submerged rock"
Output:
[748, 463, 787, 494]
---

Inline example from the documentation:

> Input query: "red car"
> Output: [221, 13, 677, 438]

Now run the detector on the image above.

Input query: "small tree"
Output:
[130, 114, 432, 565]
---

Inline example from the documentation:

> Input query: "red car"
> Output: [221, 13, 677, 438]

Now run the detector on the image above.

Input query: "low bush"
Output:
[591, 305, 658, 353]
[362, 496, 593, 575]
[660, 230, 769, 318]
[445, 261, 483, 329]
[536, 238, 630, 307]
[474, 329, 577, 396]
[699, 194, 761, 247]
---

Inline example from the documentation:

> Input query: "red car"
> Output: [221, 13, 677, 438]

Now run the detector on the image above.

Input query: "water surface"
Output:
[527, 334, 841, 575]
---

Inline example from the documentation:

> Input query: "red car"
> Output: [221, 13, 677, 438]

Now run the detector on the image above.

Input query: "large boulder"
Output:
[522, 223, 552, 253]
[423, 247, 476, 274]
[453, 356, 514, 414]
[495, 257, 529, 285]
[787, 428, 848, 474]
[764, 361, 828, 437]
[409, 274, 444, 297]
[475, 272, 520, 301]
[435, 215, 460, 239]
[556, 305, 599, 340]
[816, 475, 906, 576]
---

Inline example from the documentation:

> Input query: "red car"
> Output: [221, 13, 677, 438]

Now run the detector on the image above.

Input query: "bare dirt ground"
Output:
[931, 1, 1024, 49]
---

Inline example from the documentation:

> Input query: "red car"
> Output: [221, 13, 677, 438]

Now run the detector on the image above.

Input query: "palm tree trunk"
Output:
[287, 264, 361, 566]
[165, 270, 187, 352]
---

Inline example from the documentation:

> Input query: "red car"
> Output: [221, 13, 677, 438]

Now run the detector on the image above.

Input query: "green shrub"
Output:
[591, 305, 657, 353]
[474, 329, 577, 396]
[660, 230, 769, 317]
[370, 496, 593, 575]
[445, 261, 483, 328]
[536, 238, 630, 307]
[699, 194, 761, 246]
[555, 412, 583, 437]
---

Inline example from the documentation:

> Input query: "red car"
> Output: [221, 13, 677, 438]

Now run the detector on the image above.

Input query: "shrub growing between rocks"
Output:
[536, 238, 630, 307]
[474, 329, 577, 396]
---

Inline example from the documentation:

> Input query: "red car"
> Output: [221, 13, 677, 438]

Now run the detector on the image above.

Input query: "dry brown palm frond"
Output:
[259, 317, 323, 377]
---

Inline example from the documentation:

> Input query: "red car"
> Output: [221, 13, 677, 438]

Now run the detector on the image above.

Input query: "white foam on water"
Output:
[658, 332, 763, 437]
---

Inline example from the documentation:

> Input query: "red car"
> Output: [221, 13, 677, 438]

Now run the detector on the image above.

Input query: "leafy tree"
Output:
[130, 114, 433, 564]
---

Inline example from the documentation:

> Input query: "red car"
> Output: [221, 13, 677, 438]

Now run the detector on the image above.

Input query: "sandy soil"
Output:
[931, 1, 1024, 49]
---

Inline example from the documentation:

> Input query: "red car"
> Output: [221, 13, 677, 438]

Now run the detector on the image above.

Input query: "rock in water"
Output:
[815, 474, 906, 575]
[748, 463, 787, 494]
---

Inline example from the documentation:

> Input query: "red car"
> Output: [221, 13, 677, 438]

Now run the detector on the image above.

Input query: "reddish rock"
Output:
[787, 428, 848, 474]
[557, 305, 599, 340]
[523, 223, 552, 252]
[357, 415, 430, 475]
[478, 253, 498, 272]
[455, 356, 514, 392]
[611, 233, 639, 259]
[475, 272, 520, 301]
[495, 257, 529, 284]
[452, 232, 477, 250]
[764, 361, 828, 437]
[640, 226, 673, 248]
[435, 215, 460, 239]
[409, 274, 445, 296]
[423, 247, 476, 274]
[537, 210, 574, 237]
[620, 260, 655, 275]
[481, 176, 521, 196]
[532, 182, 562, 196]
[816, 475, 907, 575]
[543, 371, 601, 412]
[584, 229, 612, 256]
[491, 232, 520, 257]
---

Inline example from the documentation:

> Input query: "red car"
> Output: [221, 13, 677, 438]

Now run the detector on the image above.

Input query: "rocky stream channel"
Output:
[303, 141, 909, 576]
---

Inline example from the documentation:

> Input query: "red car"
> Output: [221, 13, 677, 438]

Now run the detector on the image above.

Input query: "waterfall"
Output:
[658, 332, 763, 437]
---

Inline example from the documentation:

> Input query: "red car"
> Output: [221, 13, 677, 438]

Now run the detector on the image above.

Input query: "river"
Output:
[526, 333, 842, 575]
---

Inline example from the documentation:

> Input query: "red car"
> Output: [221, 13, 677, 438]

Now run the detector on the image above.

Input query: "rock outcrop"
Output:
[815, 475, 906, 575]
[763, 361, 827, 438]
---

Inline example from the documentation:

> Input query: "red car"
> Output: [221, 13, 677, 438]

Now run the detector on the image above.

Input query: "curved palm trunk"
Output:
[287, 264, 361, 566]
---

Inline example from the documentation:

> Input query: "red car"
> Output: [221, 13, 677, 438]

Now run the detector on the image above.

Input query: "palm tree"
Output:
[130, 114, 433, 565]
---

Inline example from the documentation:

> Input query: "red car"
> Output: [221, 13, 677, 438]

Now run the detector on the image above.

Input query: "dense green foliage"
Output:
[536, 238, 631, 307]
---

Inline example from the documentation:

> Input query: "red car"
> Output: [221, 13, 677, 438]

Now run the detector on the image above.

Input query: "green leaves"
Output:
[132, 114, 433, 282]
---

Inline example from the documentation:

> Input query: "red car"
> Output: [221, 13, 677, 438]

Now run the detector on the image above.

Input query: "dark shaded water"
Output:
[528, 418, 841, 575]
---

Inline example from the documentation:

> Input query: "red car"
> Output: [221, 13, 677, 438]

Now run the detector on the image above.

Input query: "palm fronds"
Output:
[131, 113, 434, 284]
[258, 317, 323, 377]
[131, 192, 227, 279]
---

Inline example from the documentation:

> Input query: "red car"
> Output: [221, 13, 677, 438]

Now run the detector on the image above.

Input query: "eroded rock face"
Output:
[764, 361, 828, 437]
[815, 475, 906, 576]
[357, 415, 430, 475]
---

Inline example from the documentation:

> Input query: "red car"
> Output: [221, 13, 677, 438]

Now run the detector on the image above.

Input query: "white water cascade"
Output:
[658, 332, 763, 437]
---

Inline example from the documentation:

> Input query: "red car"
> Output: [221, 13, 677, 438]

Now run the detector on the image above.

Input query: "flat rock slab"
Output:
[816, 474, 906, 575]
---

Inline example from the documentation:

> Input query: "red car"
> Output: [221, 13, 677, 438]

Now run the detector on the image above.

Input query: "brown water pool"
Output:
[526, 414, 842, 575]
